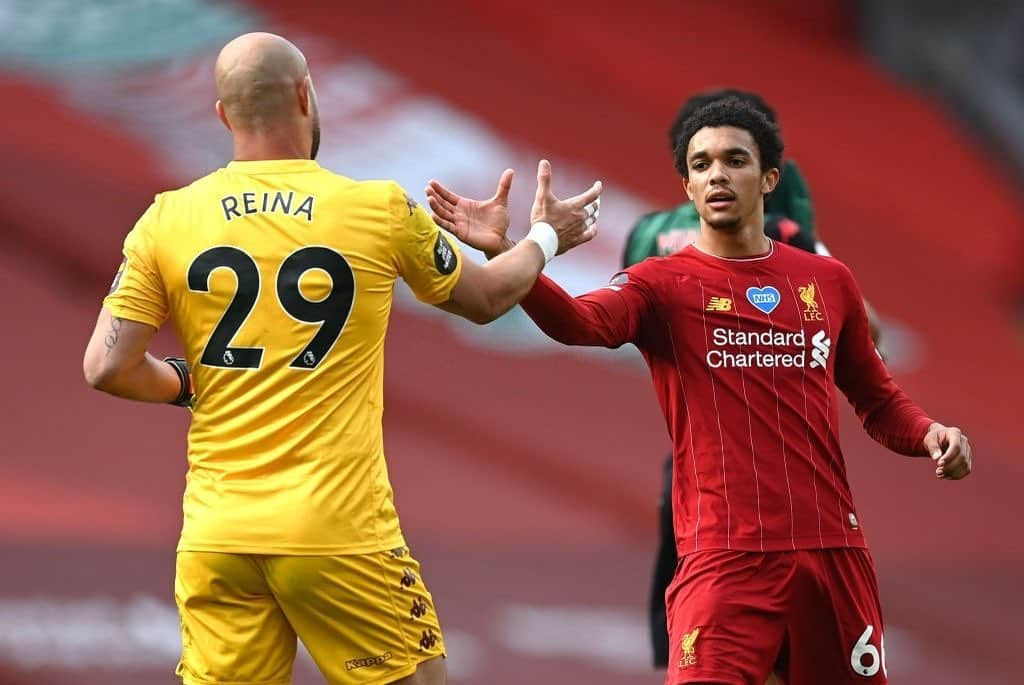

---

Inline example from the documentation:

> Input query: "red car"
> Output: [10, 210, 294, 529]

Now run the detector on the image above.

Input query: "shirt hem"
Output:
[176, 534, 406, 556]
[103, 301, 164, 329]
[679, 532, 867, 553]
[416, 256, 463, 305]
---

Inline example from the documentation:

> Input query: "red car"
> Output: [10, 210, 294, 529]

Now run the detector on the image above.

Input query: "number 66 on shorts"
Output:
[850, 624, 887, 678]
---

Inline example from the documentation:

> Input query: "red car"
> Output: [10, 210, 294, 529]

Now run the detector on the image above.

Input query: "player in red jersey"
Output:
[428, 98, 971, 684]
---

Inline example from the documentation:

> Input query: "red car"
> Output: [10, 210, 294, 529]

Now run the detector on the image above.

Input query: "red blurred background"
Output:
[1, 1, 1021, 683]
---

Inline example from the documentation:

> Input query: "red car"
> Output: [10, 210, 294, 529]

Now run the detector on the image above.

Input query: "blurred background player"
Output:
[625, 88, 884, 671]
[82, 31, 600, 685]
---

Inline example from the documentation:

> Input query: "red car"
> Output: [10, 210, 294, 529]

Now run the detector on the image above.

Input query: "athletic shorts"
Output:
[174, 547, 445, 685]
[665, 548, 887, 685]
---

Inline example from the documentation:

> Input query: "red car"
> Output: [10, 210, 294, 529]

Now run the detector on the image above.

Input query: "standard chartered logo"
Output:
[810, 330, 832, 369]
[706, 327, 830, 370]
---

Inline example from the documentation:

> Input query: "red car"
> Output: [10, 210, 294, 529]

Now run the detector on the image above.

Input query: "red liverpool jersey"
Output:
[521, 240, 933, 553]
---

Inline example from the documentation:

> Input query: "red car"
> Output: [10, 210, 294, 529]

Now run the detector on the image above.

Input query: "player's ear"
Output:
[215, 100, 232, 132]
[683, 176, 695, 201]
[298, 77, 312, 116]
[761, 167, 780, 195]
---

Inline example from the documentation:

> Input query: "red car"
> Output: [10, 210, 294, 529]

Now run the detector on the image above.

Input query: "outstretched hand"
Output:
[923, 423, 972, 480]
[426, 169, 514, 255]
[530, 159, 602, 255]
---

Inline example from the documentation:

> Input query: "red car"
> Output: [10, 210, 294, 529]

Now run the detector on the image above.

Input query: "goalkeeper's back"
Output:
[103, 159, 463, 554]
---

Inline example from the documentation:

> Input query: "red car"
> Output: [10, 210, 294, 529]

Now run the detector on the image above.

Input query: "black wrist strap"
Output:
[164, 357, 193, 407]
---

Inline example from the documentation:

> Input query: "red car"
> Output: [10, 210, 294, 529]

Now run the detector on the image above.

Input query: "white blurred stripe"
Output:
[0, 596, 179, 668]
[0, 595, 924, 678]
[0, 595, 482, 679]
[51, 37, 653, 292]
[497, 603, 650, 673]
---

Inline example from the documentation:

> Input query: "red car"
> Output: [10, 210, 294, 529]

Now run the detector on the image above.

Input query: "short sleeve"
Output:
[103, 200, 168, 328]
[388, 182, 463, 304]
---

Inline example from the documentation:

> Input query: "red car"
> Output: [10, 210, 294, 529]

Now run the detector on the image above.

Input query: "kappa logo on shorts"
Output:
[410, 597, 429, 619]
[679, 627, 700, 668]
[419, 628, 440, 651]
[400, 568, 418, 588]
[345, 652, 393, 671]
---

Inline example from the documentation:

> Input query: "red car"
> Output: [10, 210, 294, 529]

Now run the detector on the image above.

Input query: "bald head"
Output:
[215, 32, 310, 130]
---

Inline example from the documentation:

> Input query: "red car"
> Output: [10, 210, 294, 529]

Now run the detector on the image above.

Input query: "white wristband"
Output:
[524, 221, 558, 264]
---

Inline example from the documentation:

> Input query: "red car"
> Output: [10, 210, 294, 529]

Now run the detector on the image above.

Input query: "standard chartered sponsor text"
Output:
[708, 327, 811, 369]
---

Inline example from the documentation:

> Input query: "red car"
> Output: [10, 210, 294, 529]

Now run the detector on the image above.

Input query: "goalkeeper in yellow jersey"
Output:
[82, 32, 600, 685]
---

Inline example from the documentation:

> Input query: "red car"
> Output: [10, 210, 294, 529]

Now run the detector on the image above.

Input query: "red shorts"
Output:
[665, 548, 888, 685]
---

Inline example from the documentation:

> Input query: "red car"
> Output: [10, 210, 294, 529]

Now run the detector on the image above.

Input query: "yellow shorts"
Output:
[174, 547, 445, 685]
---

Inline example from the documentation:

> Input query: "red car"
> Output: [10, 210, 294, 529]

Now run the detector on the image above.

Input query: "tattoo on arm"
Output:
[104, 316, 123, 355]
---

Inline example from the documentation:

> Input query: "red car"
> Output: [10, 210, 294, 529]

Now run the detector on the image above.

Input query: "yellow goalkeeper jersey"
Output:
[104, 159, 462, 554]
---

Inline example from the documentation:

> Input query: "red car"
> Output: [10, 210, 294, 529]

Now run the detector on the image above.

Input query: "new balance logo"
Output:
[810, 330, 831, 369]
[706, 297, 733, 312]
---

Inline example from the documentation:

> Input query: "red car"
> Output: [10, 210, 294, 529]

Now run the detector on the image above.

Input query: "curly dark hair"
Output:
[667, 89, 777, 154]
[672, 97, 784, 179]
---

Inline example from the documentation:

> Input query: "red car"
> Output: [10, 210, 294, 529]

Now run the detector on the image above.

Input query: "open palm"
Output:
[426, 169, 513, 254]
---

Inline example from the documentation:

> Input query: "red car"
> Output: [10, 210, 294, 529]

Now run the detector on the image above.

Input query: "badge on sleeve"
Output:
[604, 272, 629, 291]
[109, 258, 127, 294]
[404, 193, 418, 216]
[433, 234, 457, 275]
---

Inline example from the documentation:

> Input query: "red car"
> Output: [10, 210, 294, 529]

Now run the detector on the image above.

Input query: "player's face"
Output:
[684, 126, 777, 231]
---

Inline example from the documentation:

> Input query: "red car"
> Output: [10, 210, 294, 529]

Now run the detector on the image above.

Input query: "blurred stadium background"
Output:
[1, 1, 1022, 683]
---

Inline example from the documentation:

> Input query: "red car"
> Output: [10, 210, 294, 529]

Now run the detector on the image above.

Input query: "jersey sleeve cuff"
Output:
[102, 299, 165, 329]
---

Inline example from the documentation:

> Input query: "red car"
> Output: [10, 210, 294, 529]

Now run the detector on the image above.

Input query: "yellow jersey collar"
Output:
[226, 159, 321, 174]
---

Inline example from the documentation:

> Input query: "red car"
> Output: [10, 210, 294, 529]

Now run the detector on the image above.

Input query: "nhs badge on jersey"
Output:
[746, 286, 781, 314]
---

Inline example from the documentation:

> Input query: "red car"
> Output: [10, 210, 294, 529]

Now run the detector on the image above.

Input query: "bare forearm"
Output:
[87, 352, 182, 403]
[477, 241, 546, 319]
[83, 310, 181, 403]
[442, 240, 545, 324]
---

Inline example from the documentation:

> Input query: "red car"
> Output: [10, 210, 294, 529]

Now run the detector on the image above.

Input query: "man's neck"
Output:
[694, 218, 770, 258]
[232, 134, 308, 162]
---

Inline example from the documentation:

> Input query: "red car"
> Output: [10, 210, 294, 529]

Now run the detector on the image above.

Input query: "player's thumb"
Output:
[496, 168, 514, 202]
[535, 159, 552, 200]
[923, 429, 943, 460]
[580, 180, 603, 207]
